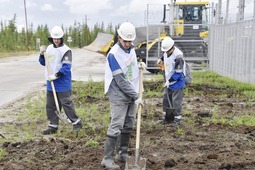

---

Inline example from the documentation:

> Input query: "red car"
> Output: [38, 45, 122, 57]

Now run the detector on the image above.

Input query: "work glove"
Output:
[164, 81, 170, 88]
[157, 59, 164, 70]
[138, 62, 146, 70]
[157, 59, 163, 65]
[40, 45, 46, 55]
[48, 74, 58, 81]
[164, 77, 176, 87]
[135, 97, 143, 106]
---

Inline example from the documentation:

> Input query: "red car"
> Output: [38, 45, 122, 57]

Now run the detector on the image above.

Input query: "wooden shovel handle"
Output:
[135, 67, 143, 151]
[43, 52, 60, 112]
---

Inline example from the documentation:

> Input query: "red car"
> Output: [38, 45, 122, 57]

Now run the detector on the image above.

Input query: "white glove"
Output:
[40, 45, 46, 55]
[138, 62, 146, 70]
[157, 59, 162, 65]
[135, 97, 143, 106]
[164, 80, 177, 87]
[164, 81, 170, 87]
[48, 74, 58, 81]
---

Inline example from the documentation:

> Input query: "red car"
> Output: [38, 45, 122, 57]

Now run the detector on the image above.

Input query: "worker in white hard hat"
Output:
[157, 36, 185, 125]
[101, 22, 146, 169]
[38, 26, 82, 135]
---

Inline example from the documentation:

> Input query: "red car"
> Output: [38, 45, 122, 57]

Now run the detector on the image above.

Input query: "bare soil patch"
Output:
[1, 82, 255, 170]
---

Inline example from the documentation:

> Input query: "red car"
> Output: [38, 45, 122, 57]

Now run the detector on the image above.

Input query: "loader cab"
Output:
[174, 2, 209, 37]
[176, 2, 209, 21]
[179, 5, 203, 21]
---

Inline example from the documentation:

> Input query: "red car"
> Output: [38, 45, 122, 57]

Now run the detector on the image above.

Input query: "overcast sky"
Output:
[0, 0, 167, 31]
[0, 0, 252, 32]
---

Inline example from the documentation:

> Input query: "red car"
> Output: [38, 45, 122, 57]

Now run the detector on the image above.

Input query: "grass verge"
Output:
[0, 71, 255, 143]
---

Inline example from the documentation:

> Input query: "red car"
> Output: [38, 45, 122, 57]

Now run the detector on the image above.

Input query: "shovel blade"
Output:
[55, 111, 72, 123]
[166, 108, 175, 122]
[125, 156, 146, 170]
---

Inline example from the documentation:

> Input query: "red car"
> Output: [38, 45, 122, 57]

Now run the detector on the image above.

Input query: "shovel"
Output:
[43, 50, 71, 123]
[125, 65, 146, 170]
[165, 87, 175, 123]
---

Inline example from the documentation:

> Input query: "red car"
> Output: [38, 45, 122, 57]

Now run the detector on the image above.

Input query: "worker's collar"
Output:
[166, 46, 175, 57]
[118, 42, 134, 53]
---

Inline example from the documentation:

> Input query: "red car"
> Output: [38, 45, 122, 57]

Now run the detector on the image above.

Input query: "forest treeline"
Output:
[0, 14, 116, 52]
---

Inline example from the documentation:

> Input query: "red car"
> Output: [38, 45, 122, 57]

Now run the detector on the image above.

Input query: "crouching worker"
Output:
[101, 22, 145, 169]
[38, 26, 82, 135]
[159, 37, 185, 125]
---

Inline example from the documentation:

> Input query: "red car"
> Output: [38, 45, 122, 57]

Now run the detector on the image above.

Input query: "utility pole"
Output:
[84, 15, 89, 46]
[85, 15, 88, 26]
[23, 0, 29, 50]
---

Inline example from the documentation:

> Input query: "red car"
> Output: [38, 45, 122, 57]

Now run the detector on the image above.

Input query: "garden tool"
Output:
[125, 64, 146, 170]
[0, 133, 5, 139]
[43, 50, 71, 123]
[165, 87, 175, 123]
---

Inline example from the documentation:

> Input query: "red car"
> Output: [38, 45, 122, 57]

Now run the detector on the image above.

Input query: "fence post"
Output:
[216, 0, 222, 24]
[237, 0, 245, 22]
[210, 2, 215, 24]
[253, 0, 255, 19]
[225, 0, 230, 24]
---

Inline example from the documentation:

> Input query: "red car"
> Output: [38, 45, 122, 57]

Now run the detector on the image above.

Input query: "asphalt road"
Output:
[0, 48, 106, 108]
[0, 48, 157, 109]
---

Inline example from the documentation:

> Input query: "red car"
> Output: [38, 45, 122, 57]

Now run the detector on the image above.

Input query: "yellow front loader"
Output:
[135, 0, 209, 73]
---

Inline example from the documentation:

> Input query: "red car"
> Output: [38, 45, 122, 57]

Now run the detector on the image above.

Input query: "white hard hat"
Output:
[161, 37, 174, 52]
[50, 26, 64, 38]
[117, 22, 136, 41]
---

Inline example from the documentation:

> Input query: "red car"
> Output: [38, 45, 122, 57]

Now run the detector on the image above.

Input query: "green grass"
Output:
[0, 148, 6, 159]
[192, 71, 255, 92]
[1, 71, 255, 143]
[175, 127, 185, 135]
[211, 113, 255, 127]
[85, 139, 99, 147]
[0, 51, 35, 58]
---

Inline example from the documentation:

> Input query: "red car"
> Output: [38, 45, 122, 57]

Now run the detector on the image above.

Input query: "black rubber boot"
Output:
[115, 133, 131, 162]
[169, 117, 181, 126]
[101, 136, 120, 170]
[42, 126, 58, 135]
[72, 120, 82, 133]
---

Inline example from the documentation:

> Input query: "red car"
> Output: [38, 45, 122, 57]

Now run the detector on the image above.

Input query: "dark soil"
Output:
[1, 83, 255, 170]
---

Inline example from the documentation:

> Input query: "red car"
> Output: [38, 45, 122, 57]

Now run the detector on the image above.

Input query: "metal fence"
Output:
[208, 0, 255, 84]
